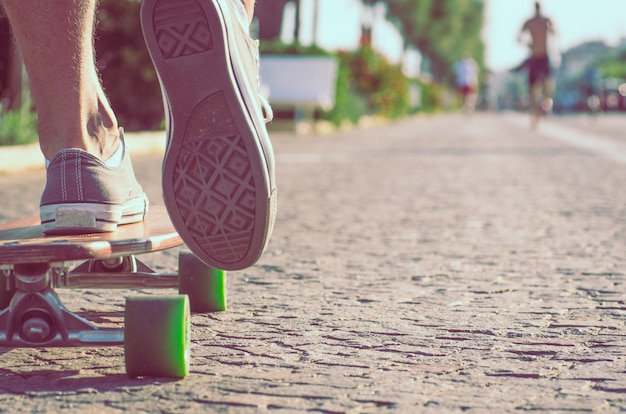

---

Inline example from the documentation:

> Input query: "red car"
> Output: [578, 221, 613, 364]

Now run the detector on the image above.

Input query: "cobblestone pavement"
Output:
[1, 113, 626, 413]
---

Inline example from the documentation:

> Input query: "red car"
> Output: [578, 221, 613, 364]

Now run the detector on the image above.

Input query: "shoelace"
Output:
[259, 94, 273, 124]
[251, 39, 273, 124]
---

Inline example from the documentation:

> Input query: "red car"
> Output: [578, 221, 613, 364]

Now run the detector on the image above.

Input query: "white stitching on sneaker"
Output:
[61, 151, 67, 201]
[249, 39, 273, 124]
[76, 153, 83, 201]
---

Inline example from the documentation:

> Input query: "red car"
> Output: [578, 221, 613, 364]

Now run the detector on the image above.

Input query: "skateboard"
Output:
[0, 205, 226, 378]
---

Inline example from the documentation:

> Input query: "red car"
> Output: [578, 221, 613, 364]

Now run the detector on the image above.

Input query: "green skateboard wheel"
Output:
[124, 295, 190, 378]
[178, 252, 226, 313]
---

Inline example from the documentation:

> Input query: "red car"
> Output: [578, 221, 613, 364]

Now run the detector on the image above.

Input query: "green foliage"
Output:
[0, 96, 38, 146]
[260, 40, 329, 56]
[597, 49, 626, 79]
[95, 0, 164, 131]
[326, 54, 369, 125]
[0, 61, 38, 147]
[415, 79, 445, 113]
[342, 46, 410, 119]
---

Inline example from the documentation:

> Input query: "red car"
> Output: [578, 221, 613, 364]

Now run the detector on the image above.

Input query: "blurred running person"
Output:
[519, 1, 556, 128]
[453, 56, 479, 113]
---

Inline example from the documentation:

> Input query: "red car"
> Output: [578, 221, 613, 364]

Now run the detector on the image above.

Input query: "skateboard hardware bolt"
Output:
[101, 257, 124, 271]
[22, 316, 51, 343]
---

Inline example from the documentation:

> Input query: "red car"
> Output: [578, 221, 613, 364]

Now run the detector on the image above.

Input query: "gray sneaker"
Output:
[40, 132, 149, 234]
[141, 0, 277, 270]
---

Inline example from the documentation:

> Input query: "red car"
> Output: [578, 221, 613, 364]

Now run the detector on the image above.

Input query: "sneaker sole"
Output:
[141, 0, 275, 270]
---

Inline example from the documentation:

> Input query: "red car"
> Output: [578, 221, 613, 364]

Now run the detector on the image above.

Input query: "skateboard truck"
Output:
[0, 252, 226, 344]
[0, 261, 129, 347]
[0, 252, 226, 377]
[0, 207, 228, 377]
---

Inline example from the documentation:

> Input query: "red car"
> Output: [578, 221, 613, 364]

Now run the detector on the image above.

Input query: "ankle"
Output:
[39, 120, 121, 161]
[89, 122, 123, 161]
[38, 94, 120, 161]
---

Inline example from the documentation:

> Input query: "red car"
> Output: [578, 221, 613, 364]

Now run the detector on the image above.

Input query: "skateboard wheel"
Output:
[178, 252, 226, 313]
[124, 295, 190, 378]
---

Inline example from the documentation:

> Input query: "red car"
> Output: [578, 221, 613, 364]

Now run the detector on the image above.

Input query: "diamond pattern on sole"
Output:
[153, 0, 213, 59]
[173, 92, 256, 263]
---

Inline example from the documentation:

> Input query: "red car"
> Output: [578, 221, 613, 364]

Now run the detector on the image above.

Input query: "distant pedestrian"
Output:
[453, 56, 479, 113]
[518, 1, 556, 128]
[582, 67, 602, 115]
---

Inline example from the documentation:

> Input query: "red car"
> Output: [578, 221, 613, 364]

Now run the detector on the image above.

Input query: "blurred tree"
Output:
[95, 0, 163, 131]
[382, 0, 485, 84]
[0, 17, 12, 107]
[597, 49, 626, 80]
[0, 16, 22, 111]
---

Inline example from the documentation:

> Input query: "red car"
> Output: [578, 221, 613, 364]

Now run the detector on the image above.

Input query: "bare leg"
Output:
[241, 0, 255, 23]
[541, 78, 554, 113]
[529, 82, 541, 128]
[2, 0, 119, 161]
[464, 92, 477, 113]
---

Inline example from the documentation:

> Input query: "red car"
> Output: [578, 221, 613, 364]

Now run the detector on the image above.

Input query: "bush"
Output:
[323, 55, 367, 126]
[416, 79, 446, 113]
[341, 46, 411, 120]
[0, 94, 37, 146]
[0, 110, 37, 146]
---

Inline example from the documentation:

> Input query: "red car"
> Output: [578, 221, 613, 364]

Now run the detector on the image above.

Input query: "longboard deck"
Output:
[0, 205, 183, 264]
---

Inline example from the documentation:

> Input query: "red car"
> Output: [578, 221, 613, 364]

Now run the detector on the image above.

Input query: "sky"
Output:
[281, 0, 626, 72]
[282, 0, 404, 62]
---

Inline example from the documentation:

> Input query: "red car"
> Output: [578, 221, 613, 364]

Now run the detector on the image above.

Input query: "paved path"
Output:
[1, 112, 626, 413]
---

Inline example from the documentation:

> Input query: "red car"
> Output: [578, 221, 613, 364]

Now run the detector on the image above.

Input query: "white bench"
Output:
[260, 55, 338, 133]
